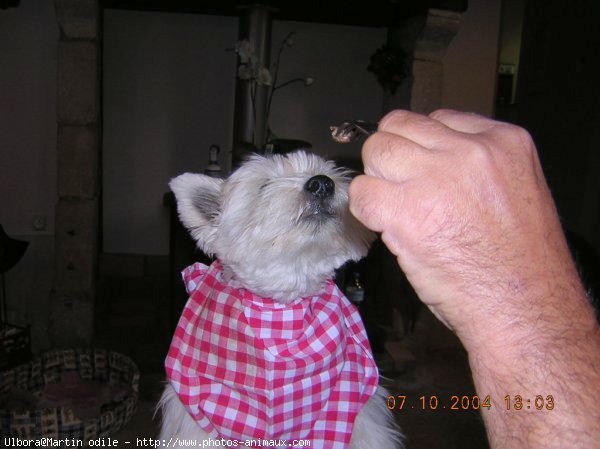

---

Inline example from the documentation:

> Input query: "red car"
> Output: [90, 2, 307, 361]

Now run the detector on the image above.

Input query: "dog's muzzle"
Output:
[303, 175, 336, 222]
[304, 175, 334, 199]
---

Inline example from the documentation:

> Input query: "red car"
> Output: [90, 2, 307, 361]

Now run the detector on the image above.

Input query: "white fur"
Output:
[162, 151, 403, 447]
[169, 151, 374, 302]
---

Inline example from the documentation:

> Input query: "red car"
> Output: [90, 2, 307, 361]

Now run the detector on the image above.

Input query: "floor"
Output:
[95, 276, 489, 449]
[388, 311, 489, 449]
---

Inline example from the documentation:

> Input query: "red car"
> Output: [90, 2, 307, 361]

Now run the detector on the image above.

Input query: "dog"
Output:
[158, 151, 403, 449]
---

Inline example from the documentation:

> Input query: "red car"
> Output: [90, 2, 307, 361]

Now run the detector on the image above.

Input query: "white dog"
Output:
[159, 151, 403, 449]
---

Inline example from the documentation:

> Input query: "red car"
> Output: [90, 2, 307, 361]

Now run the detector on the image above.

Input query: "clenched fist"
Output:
[349, 109, 600, 449]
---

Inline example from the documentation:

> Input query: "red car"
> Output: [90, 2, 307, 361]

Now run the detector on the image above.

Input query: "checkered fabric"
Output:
[165, 261, 378, 448]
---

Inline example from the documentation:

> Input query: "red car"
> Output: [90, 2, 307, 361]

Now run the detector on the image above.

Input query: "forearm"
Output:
[349, 109, 600, 448]
[464, 279, 600, 449]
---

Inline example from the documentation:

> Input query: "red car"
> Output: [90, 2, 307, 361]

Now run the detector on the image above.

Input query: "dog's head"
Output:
[170, 151, 375, 301]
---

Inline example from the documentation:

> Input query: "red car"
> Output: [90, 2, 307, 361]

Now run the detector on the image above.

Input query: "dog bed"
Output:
[0, 348, 139, 439]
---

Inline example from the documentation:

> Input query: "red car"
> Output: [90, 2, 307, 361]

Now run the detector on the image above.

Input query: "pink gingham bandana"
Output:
[165, 261, 378, 448]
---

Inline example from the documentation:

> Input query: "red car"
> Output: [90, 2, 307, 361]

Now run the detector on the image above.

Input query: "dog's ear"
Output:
[169, 173, 222, 255]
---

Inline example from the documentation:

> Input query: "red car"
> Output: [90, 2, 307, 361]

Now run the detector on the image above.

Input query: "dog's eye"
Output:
[259, 183, 267, 191]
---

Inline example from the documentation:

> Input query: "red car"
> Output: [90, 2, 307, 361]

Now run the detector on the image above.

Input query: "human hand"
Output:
[349, 109, 585, 349]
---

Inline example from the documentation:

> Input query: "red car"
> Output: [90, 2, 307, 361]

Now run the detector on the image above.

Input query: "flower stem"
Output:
[266, 31, 296, 129]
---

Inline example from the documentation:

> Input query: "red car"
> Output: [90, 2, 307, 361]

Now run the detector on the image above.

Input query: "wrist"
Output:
[464, 294, 600, 449]
[454, 270, 594, 359]
[459, 274, 599, 399]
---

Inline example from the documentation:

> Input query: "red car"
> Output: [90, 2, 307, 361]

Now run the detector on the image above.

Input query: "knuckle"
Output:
[493, 122, 534, 148]
[379, 109, 410, 129]
[512, 126, 535, 151]
[468, 141, 495, 164]
[486, 123, 538, 169]
[428, 108, 455, 121]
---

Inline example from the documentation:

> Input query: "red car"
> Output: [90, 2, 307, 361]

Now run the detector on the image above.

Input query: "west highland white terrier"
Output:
[158, 151, 403, 449]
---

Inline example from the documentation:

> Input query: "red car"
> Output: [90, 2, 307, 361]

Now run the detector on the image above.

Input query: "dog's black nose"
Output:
[304, 175, 334, 199]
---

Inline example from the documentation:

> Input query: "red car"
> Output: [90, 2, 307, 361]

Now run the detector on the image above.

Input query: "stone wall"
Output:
[49, 0, 101, 347]
[383, 9, 462, 114]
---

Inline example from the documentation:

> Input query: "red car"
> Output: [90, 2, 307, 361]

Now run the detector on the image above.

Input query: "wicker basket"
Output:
[0, 323, 31, 371]
[0, 348, 139, 440]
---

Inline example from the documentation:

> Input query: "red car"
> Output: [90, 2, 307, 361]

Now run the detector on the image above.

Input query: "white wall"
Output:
[268, 20, 385, 160]
[0, 3, 501, 258]
[0, 1, 58, 349]
[0, 0, 58, 236]
[103, 10, 239, 255]
[103, 10, 386, 255]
